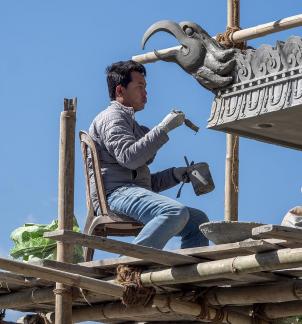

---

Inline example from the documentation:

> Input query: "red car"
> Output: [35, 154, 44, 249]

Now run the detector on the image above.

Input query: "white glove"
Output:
[158, 110, 185, 133]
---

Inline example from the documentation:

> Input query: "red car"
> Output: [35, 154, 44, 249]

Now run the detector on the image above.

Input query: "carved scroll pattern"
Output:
[208, 36, 302, 127]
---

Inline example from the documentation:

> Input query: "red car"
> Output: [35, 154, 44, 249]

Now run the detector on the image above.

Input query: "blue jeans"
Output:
[107, 185, 209, 249]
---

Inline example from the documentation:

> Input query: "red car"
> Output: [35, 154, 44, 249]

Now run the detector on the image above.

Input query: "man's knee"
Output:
[189, 208, 209, 225]
[170, 205, 190, 233]
[198, 210, 209, 224]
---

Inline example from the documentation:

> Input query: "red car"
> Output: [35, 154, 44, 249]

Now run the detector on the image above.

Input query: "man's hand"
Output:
[173, 166, 191, 183]
[158, 110, 185, 133]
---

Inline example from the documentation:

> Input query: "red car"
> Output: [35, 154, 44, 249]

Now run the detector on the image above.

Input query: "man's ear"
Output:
[115, 85, 124, 98]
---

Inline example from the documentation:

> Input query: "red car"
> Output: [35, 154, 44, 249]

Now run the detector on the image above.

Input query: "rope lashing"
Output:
[216, 26, 246, 49]
[116, 264, 156, 306]
[53, 287, 73, 296]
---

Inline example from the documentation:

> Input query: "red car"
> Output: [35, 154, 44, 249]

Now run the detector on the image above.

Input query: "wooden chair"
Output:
[79, 131, 143, 261]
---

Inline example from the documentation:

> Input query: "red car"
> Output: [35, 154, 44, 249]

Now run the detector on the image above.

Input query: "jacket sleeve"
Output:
[103, 117, 169, 170]
[151, 167, 180, 193]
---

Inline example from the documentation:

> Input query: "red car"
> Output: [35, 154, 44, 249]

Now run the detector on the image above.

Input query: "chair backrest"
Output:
[79, 131, 109, 217]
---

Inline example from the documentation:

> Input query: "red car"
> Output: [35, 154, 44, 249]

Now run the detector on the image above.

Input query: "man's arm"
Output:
[151, 167, 180, 192]
[103, 117, 168, 170]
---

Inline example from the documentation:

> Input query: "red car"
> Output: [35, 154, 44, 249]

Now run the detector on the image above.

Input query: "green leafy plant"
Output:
[10, 217, 83, 263]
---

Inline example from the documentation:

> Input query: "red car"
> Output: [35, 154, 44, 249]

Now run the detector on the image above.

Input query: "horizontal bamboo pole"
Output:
[28, 299, 302, 323]
[132, 14, 302, 64]
[264, 300, 302, 319]
[45, 295, 255, 324]
[206, 281, 302, 305]
[0, 287, 54, 309]
[140, 247, 302, 286]
[232, 13, 302, 42]
[0, 286, 115, 309]
[0, 257, 123, 298]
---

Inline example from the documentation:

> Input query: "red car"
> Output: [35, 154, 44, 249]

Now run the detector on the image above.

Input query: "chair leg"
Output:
[83, 246, 94, 262]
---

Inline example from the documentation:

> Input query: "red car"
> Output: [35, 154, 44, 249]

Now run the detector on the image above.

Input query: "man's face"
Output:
[119, 71, 147, 111]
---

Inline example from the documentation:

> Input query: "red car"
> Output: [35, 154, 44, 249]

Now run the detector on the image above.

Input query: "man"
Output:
[89, 60, 209, 249]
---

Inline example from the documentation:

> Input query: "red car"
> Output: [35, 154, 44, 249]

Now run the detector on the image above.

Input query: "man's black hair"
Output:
[106, 60, 146, 100]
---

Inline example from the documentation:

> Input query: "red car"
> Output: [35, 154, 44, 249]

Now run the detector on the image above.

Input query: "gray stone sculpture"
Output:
[142, 20, 236, 92]
[142, 20, 302, 150]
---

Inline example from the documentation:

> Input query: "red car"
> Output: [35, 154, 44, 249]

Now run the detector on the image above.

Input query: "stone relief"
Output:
[208, 36, 302, 127]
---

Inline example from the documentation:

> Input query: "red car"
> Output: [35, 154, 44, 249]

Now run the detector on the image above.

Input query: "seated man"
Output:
[89, 60, 209, 249]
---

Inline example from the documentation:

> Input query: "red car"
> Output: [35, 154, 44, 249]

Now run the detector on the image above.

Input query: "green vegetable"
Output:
[10, 217, 83, 263]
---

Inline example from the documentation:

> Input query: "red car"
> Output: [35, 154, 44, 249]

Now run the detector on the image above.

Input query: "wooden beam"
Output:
[29, 259, 107, 278]
[55, 98, 77, 324]
[80, 239, 284, 270]
[0, 257, 123, 298]
[253, 224, 302, 242]
[45, 230, 201, 266]
[224, 0, 240, 222]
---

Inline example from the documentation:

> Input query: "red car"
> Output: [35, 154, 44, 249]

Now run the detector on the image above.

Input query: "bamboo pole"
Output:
[205, 281, 302, 306]
[132, 14, 302, 64]
[0, 286, 116, 309]
[224, 0, 240, 222]
[263, 300, 302, 319]
[4, 281, 302, 311]
[0, 287, 55, 309]
[140, 248, 302, 286]
[55, 98, 77, 324]
[46, 296, 256, 324]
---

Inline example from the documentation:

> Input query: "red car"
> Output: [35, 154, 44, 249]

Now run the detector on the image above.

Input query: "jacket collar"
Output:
[111, 100, 135, 119]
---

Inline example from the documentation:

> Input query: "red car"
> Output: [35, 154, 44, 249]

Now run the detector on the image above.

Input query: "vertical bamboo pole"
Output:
[225, 0, 239, 221]
[55, 98, 77, 324]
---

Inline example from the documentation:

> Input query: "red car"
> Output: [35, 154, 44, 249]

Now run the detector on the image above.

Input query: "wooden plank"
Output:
[45, 230, 201, 266]
[29, 260, 108, 278]
[0, 257, 123, 298]
[80, 239, 284, 270]
[252, 224, 302, 242]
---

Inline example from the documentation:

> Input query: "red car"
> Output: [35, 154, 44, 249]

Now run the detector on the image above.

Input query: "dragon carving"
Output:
[142, 20, 238, 92]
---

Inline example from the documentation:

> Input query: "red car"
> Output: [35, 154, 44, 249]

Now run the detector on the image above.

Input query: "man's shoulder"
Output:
[89, 104, 130, 135]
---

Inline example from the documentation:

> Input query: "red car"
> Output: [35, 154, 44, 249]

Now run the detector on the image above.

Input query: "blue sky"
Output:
[1, 0, 302, 322]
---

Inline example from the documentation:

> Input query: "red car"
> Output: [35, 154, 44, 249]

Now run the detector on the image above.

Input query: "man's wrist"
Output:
[172, 167, 181, 183]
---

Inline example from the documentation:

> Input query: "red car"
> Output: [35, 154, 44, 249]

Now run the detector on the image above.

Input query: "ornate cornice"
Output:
[208, 36, 302, 150]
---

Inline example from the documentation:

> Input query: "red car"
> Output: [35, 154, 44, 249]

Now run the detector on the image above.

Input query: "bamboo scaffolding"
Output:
[45, 230, 200, 266]
[205, 281, 302, 306]
[0, 257, 123, 298]
[55, 98, 77, 324]
[225, 0, 239, 221]
[2, 248, 302, 296]
[132, 14, 302, 64]
[140, 247, 302, 286]
[45, 296, 257, 324]
[69, 298, 302, 323]
[0, 288, 55, 309]
[262, 300, 302, 319]
[0, 286, 116, 309]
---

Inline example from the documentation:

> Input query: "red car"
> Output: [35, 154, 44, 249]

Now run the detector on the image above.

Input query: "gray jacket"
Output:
[88, 101, 179, 211]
